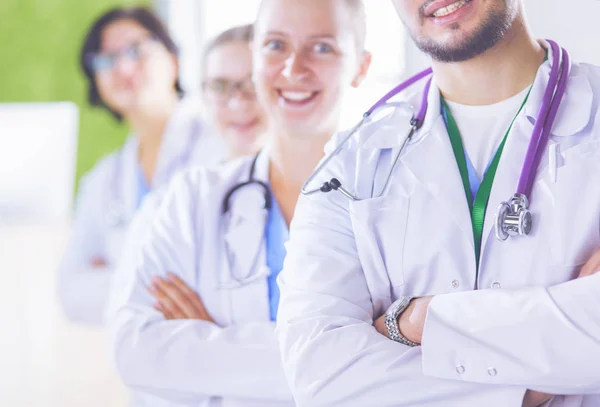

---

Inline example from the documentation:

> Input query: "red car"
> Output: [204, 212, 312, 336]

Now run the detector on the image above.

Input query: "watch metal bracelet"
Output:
[384, 296, 419, 347]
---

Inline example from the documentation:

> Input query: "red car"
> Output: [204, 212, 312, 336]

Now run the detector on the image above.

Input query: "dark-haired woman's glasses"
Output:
[88, 37, 156, 73]
[202, 76, 256, 104]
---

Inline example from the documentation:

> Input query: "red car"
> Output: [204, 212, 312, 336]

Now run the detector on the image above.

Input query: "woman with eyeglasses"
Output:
[108, 0, 371, 405]
[102, 22, 267, 407]
[201, 25, 266, 160]
[57, 7, 229, 325]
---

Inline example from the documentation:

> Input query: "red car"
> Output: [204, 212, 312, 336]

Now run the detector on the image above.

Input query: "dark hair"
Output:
[79, 6, 184, 121]
[202, 24, 254, 73]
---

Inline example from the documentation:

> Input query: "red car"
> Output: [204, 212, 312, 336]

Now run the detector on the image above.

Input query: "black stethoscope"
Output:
[221, 152, 272, 215]
[218, 152, 273, 289]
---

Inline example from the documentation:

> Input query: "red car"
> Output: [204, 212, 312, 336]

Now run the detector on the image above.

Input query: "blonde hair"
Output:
[203, 24, 254, 61]
[255, 0, 367, 50]
[345, 0, 366, 50]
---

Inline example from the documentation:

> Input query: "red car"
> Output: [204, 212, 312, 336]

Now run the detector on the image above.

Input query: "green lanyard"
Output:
[441, 88, 531, 269]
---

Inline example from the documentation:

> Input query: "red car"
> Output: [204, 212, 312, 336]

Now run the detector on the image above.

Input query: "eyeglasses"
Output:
[87, 37, 157, 73]
[202, 76, 256, 103]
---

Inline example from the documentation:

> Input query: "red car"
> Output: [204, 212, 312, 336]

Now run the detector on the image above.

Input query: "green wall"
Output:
[0, 0, 150, 186]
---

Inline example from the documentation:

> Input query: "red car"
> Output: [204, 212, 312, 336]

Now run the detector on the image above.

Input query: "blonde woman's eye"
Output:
[265, 39, 284, 51]
[314, 43, 333, 53]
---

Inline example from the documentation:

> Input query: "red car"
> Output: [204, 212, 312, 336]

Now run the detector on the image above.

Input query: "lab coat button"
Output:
[452, 280, 460, 289]
[456, 365, 465, 375]
[488, 368, 497, 377]
[492, 282, 501, 289]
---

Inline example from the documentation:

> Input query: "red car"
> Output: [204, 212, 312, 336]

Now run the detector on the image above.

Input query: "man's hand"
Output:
[373, 249, 600, 405]
[578, 248, 600, 278]
[397, 296, 433, 345]
[373, 296, 433, 345]
[522, 390, 552, 407]
[149, 273, 214, 322]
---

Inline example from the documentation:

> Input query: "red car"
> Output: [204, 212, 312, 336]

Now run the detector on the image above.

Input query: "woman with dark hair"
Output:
[58, 6, 226, 325]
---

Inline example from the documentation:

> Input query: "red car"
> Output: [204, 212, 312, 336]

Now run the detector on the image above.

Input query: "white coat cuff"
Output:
[421, 294, 517, 385]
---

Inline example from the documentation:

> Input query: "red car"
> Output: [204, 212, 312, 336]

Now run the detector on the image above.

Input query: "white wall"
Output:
[527, 0, 600, 65]
[164, 0, 406, 129]
[402, 0, 600, 76]
[167, 0, 600, 102]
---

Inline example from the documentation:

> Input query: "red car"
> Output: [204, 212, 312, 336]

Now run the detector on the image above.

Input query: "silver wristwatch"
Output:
[384, 297, 419, 347]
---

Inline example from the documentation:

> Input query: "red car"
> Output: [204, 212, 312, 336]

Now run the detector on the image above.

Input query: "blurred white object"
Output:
[0, 102, 78, 224]
[0, 222, 128, 407]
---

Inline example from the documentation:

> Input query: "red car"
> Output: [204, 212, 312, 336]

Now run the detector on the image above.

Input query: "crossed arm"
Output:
[277, 185, 600, 406]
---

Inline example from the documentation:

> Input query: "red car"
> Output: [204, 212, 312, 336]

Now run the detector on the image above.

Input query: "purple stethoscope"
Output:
[302, 40, 570, 242]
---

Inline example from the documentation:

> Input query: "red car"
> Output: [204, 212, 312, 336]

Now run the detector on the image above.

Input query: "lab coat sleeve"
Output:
[422, 275, 600, 394]
[276, 188, 527, 406]
[57, 171, 112, 325]
[104, 189, 164, 324]
[109, 171, 293, 404]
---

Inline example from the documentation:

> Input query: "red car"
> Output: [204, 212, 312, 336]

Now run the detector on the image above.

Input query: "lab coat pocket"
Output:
[349, 194, 409, 298]
[540, 140, 600, 266]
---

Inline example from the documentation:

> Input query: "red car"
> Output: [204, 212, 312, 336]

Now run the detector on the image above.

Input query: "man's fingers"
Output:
[154, 302, 175, 320]
[579, 249, 600, 278]
[522, 390, 552, 407]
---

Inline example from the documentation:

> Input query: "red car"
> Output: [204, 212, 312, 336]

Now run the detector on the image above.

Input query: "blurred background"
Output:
[0, 0, 599, 406]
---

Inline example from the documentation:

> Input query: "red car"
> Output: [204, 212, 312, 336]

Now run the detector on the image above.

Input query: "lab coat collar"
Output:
[478, 40, 595, 267]
[359, 75, 441, 151]
[523, 39, 593, 138]
[221, 148, 272, 321]
[361, 39, 592, 151]
[115, 98, 205, 225]
[153, 97, 205, 187]
[399, 111, 477, 251]
[354, 77, 477, 246]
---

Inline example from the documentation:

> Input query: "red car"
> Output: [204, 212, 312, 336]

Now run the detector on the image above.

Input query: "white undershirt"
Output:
[445, 86, 531, 179]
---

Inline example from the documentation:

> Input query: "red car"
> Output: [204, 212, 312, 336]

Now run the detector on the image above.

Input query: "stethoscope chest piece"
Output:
[495, 193, 532, 241]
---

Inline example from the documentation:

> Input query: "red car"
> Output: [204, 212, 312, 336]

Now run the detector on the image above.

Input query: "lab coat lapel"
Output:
[398, 80, 476, 249]
[153, 97, 202, 188]
[523, 40, 593, 139]
[478, 115, 532, 270]
[222, 149, 271, 322]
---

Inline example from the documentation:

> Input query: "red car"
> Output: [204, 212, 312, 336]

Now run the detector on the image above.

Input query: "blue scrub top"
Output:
[136, 162, 151, 208]
[464, 153, 481, 203]
[441, 105, 495, 205]
[264, 196, 289, 321]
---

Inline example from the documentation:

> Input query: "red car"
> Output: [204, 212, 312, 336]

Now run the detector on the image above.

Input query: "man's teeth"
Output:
[281, 91, 314, 102]
[432, 0, 470, 17]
